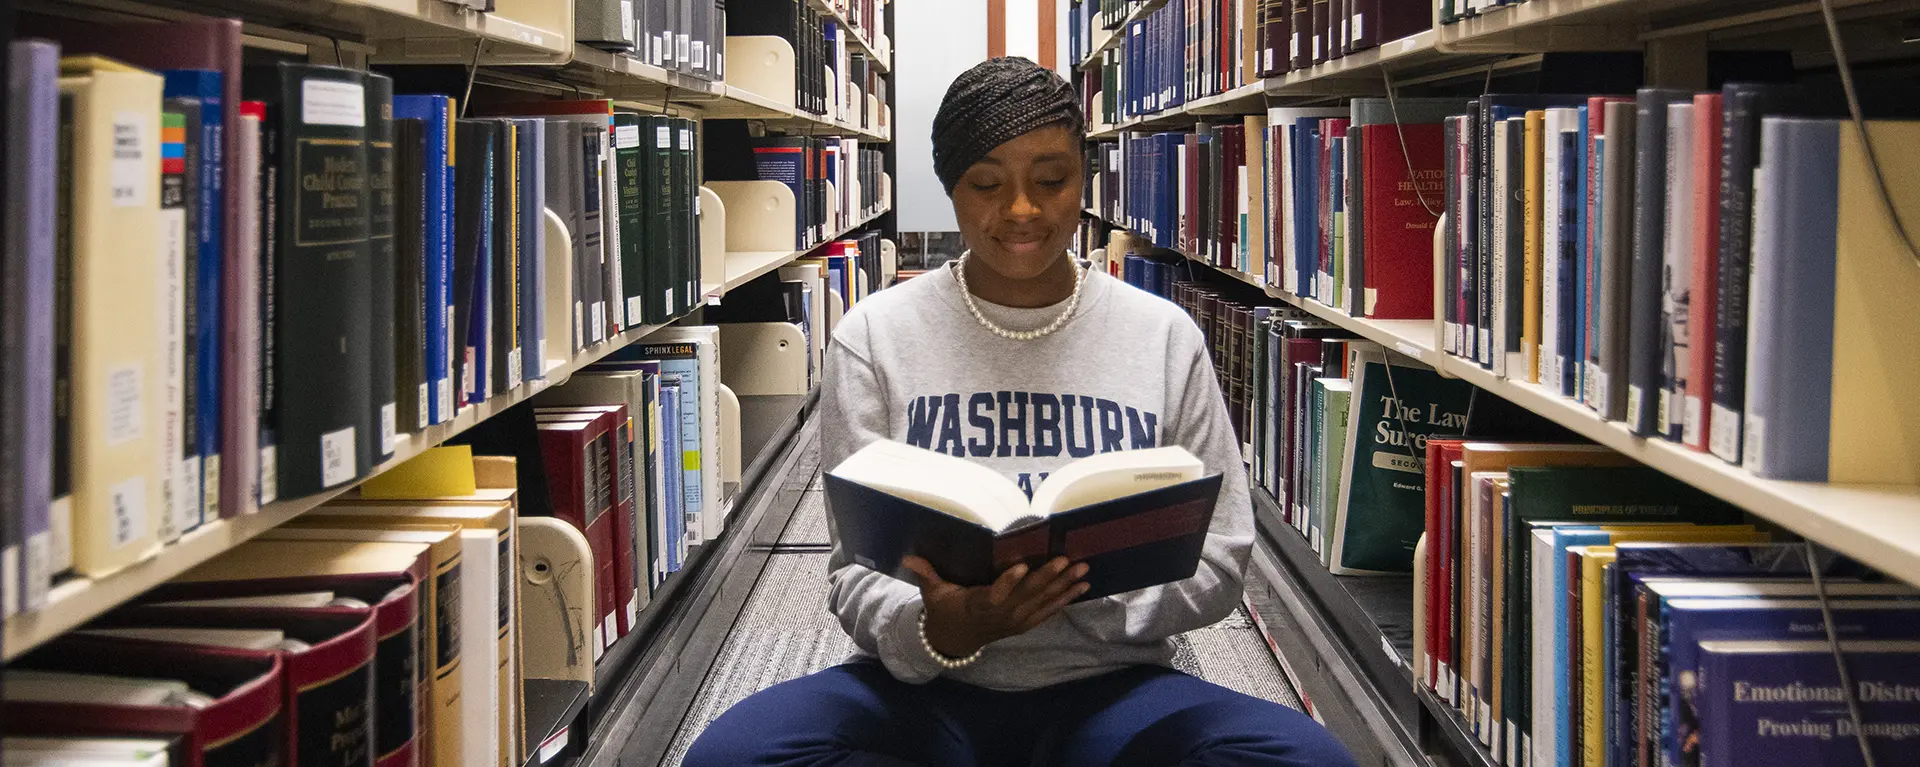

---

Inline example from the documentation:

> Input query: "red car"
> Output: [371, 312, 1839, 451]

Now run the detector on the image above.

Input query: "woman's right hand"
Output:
[902, 555, 1090, 660]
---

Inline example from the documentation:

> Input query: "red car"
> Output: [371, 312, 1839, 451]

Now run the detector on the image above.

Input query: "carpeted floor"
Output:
[663, 474, 1302, 765]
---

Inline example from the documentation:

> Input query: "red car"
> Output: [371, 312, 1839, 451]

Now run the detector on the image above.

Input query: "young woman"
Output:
[685, 57, 1356, 767]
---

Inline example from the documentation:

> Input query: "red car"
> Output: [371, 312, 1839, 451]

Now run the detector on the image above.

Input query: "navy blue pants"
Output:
[683, 660, 1357, 767]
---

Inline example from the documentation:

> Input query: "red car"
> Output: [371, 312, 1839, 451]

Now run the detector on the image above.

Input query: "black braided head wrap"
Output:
[932, 57, 1085, 193]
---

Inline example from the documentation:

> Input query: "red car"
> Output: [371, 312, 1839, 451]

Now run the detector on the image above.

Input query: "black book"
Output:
[612, 112, 647, 325]
[825, 441, 1222, 601]
[249, 63, 373, 498]
[394, 117, 427, 434]
[1625, 88, 1692, 437]
[680, 118, 702, 314]
[451, 119, 491, 408]
[365, 73, 396, 467]
[679, 117, 702, 315]
[578, 123, 607, 343]
[489, 119, 519, 396]
[642, 116, 674, 324]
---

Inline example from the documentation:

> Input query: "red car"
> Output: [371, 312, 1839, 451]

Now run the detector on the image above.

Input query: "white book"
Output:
[1660, 103, 1696, 439]
[1528, 529, 1558, 767]
[459, 528, 502, 767]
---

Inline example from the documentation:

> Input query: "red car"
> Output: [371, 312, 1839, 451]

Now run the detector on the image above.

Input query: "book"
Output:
[163, 69, 225, 529]
[95, 603, 380, 767]
[175, 538, 454, 767]
[4, 634, 287, 766]
[1625, 89, 1693, 437]
[2, 736, 173, 765]
[536, 406, 643, 642]
[58, 55, 166, 577]
[1659, 101, 1696, 442]
[1350, 98, 1453, 319]
[5, 39, 57, 612]
[140, 572, 422, 767]
[392, 95, 456, 425]
[158, 96, 196, 544]
[1326, 347, 1474, 575]
[611, 326, 723, 542]
[1742, 118, 1920, 483]
[253, 63, 374, 499]
[366, 73, 397, 467]
[514, 118, 547, 387]
[452, 118, 495, 407]
[225, 105, 263, 516]
[1695, 640, 1920, 767]
[1681, 93, 1721, 451]
[825, 440, 1221, 599]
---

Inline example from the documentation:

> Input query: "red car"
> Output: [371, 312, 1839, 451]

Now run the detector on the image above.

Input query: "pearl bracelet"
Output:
[918, 610, 984, 669]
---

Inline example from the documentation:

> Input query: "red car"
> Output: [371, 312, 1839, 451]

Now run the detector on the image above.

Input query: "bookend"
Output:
[717, 323, 810, 396]
[542, 207, 576, 370]
[698, 186, 727, 299]
[721, 36, 799, 112]
[518, 517, 596, 691]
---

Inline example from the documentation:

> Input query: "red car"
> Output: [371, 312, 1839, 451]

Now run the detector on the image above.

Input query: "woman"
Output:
[686, 57, 1356, 767]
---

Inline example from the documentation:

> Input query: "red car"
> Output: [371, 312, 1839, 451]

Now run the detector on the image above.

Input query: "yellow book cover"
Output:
[1522, 110, 1545, 384]
[1244, 114, 1269, 281]
[179, 538, 460, 767]
[311, 501, 516, 767]
[361, 445, 478, 499]
[1829, 122, 1920, 483]
[58, 56, 165, 578]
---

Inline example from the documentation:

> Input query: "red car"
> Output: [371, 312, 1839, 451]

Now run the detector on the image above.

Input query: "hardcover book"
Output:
[825, 441, 1221, 599]
[1695, 640, 1920, 767]
[1327, 347, 1474, 575]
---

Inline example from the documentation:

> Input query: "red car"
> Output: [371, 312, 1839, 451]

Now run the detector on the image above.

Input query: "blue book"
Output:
[1294, 119, 1320, 297]
[1608, 543, 1865, 767]
[1696, 639, 1920, 767]
[1686, 622, 1920, 767]
[164, 70, 224, 527]
[7, 40, 59, 611]
[515, 118, 546, 384]
[658, 377, 686, 570]
[1537, 527, 1616, 767]
[468, 134, 494, 405]
[610, 342, 705, 546]
[393, 95, 454, 425]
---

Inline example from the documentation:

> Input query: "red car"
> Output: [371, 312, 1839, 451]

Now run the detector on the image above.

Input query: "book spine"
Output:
[1627, 92, 1674, 436]
[1709, 90, 1755, 464]
[5, 40, 58, 610]
[1747, 118, 1838, 481]
[614, 118, 646, 324]
[366, 76, 396, 468]
[1682, 94, 1721, 451]
[1660, 103, 1695, 442]
[159, 102, 192, 544]
[518, 119, 546, 384]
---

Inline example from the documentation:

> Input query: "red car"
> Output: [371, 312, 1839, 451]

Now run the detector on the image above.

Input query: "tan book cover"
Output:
[1829, 123, 1920, 483]
[1522, 110, 1545, 384]
[1244, 114, 1268, 281]
[58, 56, 165, 577]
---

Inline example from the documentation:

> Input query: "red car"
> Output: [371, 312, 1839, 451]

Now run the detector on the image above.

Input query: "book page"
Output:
[1030, 447, 1206, 517]
[829, 441, 1030, 530]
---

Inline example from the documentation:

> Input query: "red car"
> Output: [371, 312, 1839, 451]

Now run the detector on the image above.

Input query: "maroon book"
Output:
[538, 418, 619, 652]
[99, 605, 380, 767]
[1291, 0, 1313, 70]
[140, 574, 422, 767]
[1359, 121, 1444, 318]
[537, 405, 641, 639]
[5, 634, 287, 767]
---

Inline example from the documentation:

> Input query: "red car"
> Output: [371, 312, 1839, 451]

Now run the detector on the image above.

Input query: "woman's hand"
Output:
[902, 555, 1090, 660]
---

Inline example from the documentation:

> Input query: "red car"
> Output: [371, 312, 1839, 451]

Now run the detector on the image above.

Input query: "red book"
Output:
[141, 574, 422, 767]
[1359, 122, 1443, 318]
[99, 605, 380, 767]
[537, 419, 620, 652]
[1219, 125, 1244, 269]
[4, 635, 287, 767]
[1425, 439, 1466, 698]
[538, 405, 641, 638]
[1685, 93, 1722, 451]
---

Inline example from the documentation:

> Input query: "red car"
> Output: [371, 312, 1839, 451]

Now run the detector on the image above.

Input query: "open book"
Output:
[824, 441, 1222, 600]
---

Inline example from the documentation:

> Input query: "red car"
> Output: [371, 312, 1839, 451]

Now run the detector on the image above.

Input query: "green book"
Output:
[1328, 345, 1476, 575]
[1311, 377, 1352, 562]
[642, 115, 673, 323]
[612, 112, 647, 324]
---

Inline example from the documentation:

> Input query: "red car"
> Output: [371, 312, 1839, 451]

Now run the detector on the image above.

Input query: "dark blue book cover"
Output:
[1294, 118, 1319, 297]
[1558, 128, 1580, 396]
[824, 470, 1221, 600]
[468, 129, 494, 406]
[1608, 543, 1863, 767]
[1650, 590, 1920, 767]
[393, 95, 453, 425]
[164, 69, 224, 524]
[1696, 639, 1920, 767]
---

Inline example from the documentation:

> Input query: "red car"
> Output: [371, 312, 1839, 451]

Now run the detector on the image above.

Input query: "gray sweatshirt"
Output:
[819, 261, 1254, 691]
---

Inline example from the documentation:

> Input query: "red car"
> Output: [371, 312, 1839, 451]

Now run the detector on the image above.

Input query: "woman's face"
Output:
[949, 124, 1085, 282]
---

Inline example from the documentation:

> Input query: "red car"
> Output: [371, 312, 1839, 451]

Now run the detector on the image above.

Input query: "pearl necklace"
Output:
[954, 251, 1086, 342]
